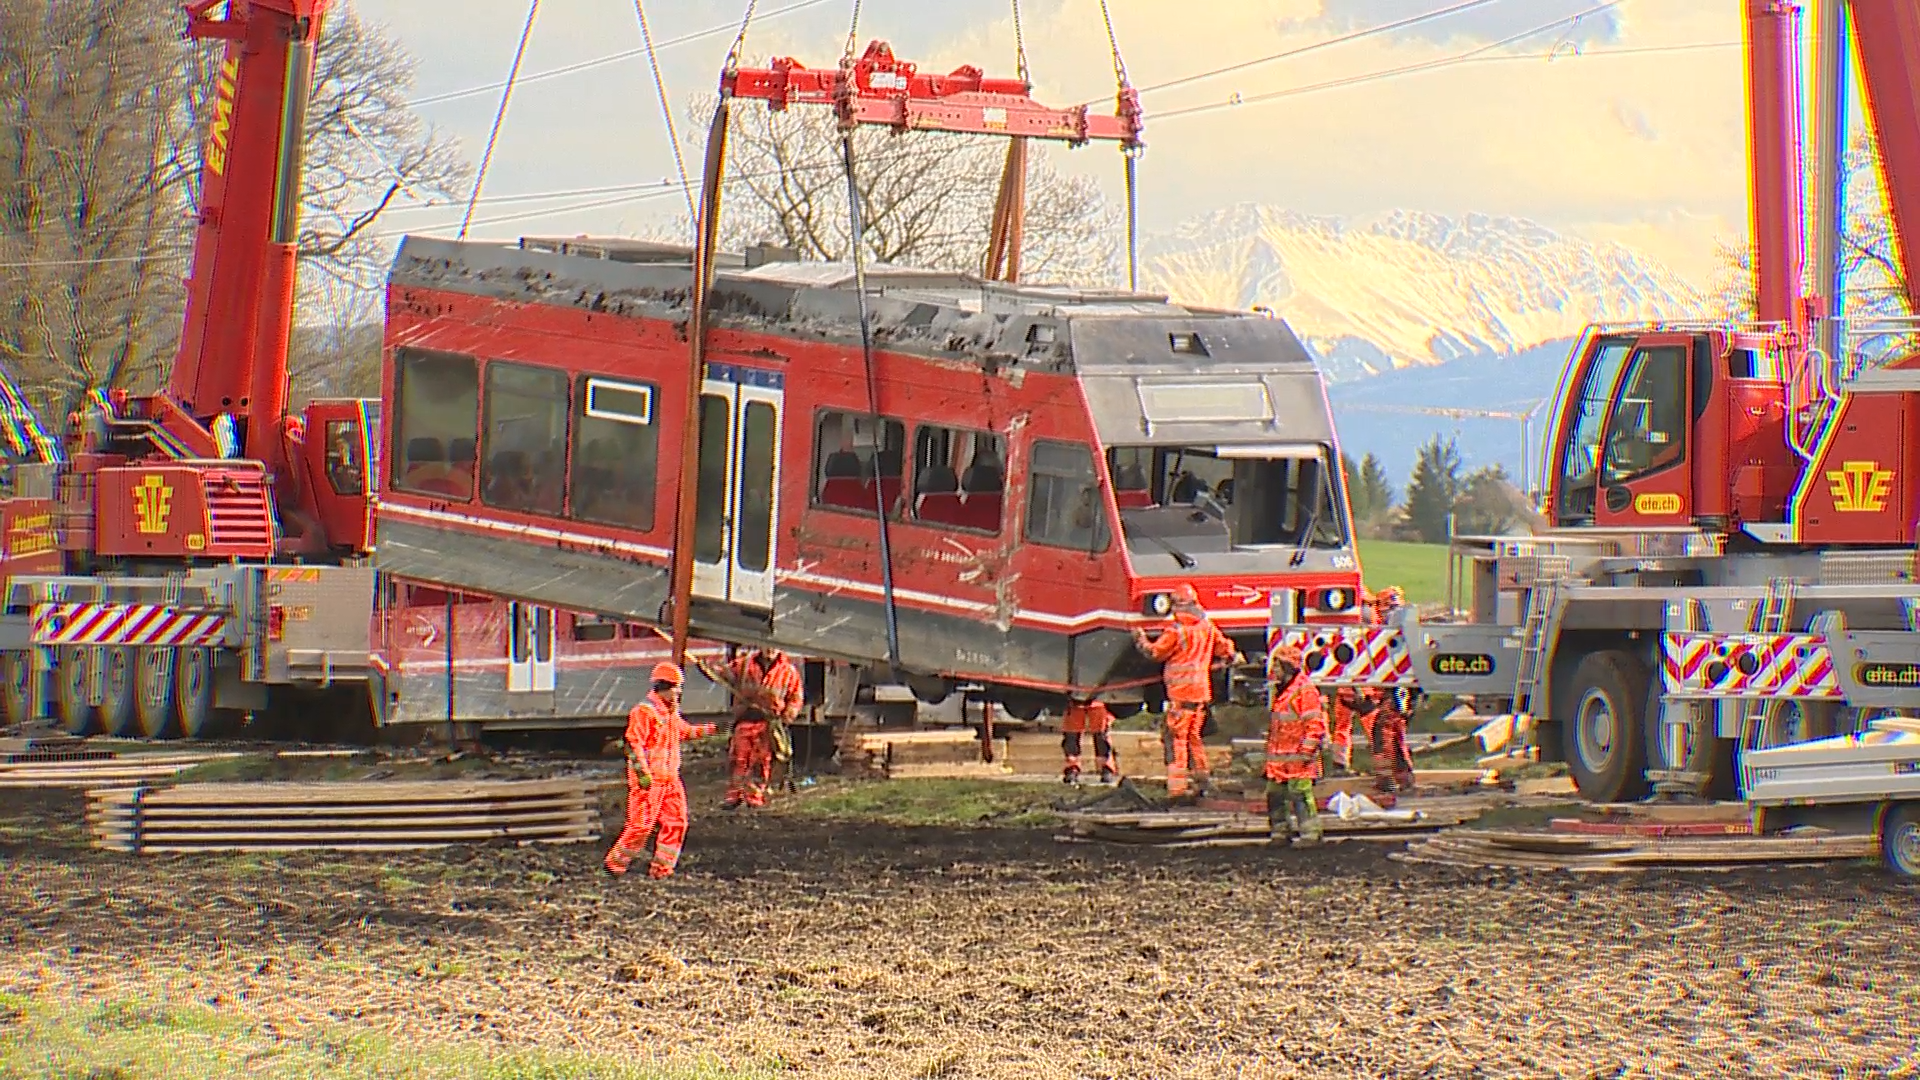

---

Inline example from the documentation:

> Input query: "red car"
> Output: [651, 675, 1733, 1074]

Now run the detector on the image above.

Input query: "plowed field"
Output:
[0, 765, 1913, 1079]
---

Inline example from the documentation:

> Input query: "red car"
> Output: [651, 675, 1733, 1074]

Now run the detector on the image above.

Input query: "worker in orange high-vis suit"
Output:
[698, 646, 803, 810]
[604, 662, 718, 879]
[1360, 586, 1416, 798]
[1266, 642, 1329, 846]
[1134, 583, 1242, 801]
[1061, 698, 1118, 785]
[1324, 589, 1382, 773]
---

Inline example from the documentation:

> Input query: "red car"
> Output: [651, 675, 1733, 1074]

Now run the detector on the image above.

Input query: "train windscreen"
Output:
[1105, 445, 1346, 561]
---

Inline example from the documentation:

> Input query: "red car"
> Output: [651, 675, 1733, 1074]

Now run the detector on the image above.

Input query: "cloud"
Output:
[355, 0, 1749, 294]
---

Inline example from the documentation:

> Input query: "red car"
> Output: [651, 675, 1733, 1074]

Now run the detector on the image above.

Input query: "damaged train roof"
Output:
[389, 234, 1325, 382]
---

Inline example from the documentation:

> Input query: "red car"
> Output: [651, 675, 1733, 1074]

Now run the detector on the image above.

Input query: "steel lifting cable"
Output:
[1010, 0, 1030, 88]
[1098, 0, 1142, 292]
[634, 0, 697, 226]
[460, 0, 542, 239]
[840, 133, 903, 671]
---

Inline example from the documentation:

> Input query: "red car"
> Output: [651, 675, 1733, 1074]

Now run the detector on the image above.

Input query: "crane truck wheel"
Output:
[0, 652, 32, 727]
[53, 648, 101, 736]
[96, 647, 139, 738]
[173, 647, 225, 740]
[1880, 803, 1920, 882]
[1747, 699, 1838, 752]
[134, 648, 179, 739]
[1558, 650, 1651, 803]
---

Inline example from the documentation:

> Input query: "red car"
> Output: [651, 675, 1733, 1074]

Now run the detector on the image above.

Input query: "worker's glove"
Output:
[632, 769, 653, 790]
[1231, 652, 1247, 666]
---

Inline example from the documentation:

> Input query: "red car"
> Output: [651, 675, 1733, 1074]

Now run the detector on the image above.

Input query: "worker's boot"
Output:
[1296, 808, 1324, 847]
[1062, 764, 1081, 785]
[1098, 765, 1118, 785]
[1266, 786, 1291, 846]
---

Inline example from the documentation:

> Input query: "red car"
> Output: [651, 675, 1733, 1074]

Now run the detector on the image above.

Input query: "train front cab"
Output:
[1070, 319, 1365, 706]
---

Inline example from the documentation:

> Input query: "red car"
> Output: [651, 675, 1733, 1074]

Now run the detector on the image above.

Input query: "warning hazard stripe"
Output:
[1271, 626, 1414, 685]
[1661, 632, 1841, 698]
[31, 603, 227, 647]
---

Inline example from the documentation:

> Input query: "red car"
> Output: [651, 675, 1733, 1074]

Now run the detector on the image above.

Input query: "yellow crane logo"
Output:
[132, 475, 174, 535]
[1827, 460, 1894, 513]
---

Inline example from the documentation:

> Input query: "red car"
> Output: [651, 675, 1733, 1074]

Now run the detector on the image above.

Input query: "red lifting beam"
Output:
[722, 40, 1143, 148]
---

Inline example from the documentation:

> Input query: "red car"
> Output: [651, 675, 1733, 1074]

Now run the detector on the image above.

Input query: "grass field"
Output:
[1355, 538, 1449, 606]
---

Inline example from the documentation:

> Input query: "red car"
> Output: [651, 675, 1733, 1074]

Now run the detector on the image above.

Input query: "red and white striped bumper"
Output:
[31, 603, 228, 647]
[1272, 625, 1415, 686]
[1661, 632, 1842, 699]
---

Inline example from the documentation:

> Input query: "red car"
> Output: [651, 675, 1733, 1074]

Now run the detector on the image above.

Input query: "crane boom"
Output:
[170, 0, 332, 469]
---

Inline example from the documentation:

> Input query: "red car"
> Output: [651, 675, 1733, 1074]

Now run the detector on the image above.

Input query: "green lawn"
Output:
[1355, 539, 1449, 607]
[0, 993, 772, 1080]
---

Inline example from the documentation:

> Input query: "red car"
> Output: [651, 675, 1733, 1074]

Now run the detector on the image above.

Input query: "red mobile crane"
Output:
[0, 0, 730, 741]
[1273, 0, 1920, 838]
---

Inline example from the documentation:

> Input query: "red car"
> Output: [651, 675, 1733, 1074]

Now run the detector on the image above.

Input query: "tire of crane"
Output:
[1641, 694, 1738, 799]
[173, 646, 222, 740]
[134, 647, 180, 740]
[1558, 649, 1651, 803]
[53, 647, 101, 736]
[0, 650, 33, 727]
[1879, 802, 1920, 882]
[97, 646, 140, 737]
[1747, 699, 1839, 751]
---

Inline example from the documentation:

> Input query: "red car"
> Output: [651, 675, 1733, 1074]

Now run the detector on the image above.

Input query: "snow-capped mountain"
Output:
[1140, 205, 1708, 381]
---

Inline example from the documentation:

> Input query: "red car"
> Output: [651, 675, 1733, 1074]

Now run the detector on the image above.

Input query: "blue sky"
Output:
[355, 0, 1752, 280]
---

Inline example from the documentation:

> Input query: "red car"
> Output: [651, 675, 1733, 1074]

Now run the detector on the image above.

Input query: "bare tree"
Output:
[680, 95, 1122, 285]
[0, 0, 462, 433]
[1714, 133, 1912, 324]
[0, 1, 189, 426]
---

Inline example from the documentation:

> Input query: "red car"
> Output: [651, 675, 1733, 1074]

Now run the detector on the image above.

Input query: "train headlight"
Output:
[1144, 593, 1172, 617]
[1320, 588, 1354, 612]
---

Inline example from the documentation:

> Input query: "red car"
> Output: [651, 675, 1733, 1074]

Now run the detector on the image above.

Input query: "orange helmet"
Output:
[1374, 586, 1406, 610]
[1171, 583, 1200, 605]
[651, 662, 684, 687]
[1269, 643, 1304, 671]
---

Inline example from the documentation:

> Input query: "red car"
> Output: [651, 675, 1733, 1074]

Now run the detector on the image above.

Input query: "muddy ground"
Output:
[0, 757, 1914, 1080]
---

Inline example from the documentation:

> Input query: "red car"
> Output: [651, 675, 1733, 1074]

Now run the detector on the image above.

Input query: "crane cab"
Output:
[1547, 326, 1805, 537]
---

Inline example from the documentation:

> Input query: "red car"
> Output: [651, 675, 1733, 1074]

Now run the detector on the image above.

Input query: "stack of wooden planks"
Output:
[1056, 802, 1489, 848]
[843, 729, 1011, 779]
[0, 746, 243, 788]
[86, 778, 605, 853]
[1394, 826, 1876, 872]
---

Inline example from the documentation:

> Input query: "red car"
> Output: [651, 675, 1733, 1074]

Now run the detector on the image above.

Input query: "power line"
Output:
[405, 0, 839, 108]
[1154, 1, 1657, 123]
[1129, 0, 1508, 100]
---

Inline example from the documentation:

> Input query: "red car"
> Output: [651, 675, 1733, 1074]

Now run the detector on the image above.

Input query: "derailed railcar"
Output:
[374, 235, 1363, 716]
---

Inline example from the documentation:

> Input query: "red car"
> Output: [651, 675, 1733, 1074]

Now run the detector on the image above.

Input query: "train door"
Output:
[507, 601, 555, 693]
[691, 362, 784, 609]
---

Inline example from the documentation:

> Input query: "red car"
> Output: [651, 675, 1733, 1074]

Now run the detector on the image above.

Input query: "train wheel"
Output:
[1558, 650, 1650, 803]
[0, 651, 32, 726]
[97, 647, 139, 737]
[135, 648, 179, 739]
[54, 648, 100, 736]
[173, 647, 225, 739]
[1881, 803, 1920, 882]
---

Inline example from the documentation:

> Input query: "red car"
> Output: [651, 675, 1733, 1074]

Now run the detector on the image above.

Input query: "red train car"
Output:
[368, 586, 729, 731]
[373, 236, 1365, 717]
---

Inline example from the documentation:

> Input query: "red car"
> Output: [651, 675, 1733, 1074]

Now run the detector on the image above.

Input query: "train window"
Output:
[569, 376, 659, 532]
[911, 423, 1005, 533]
[391, 347, 478, 499]
[813, 409, 905, 515]
[1103, 445, 1346, 557]
[1026, 440, 1110, 552]
[480, 361, 568, 516]
[323, 419, 366, 496]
